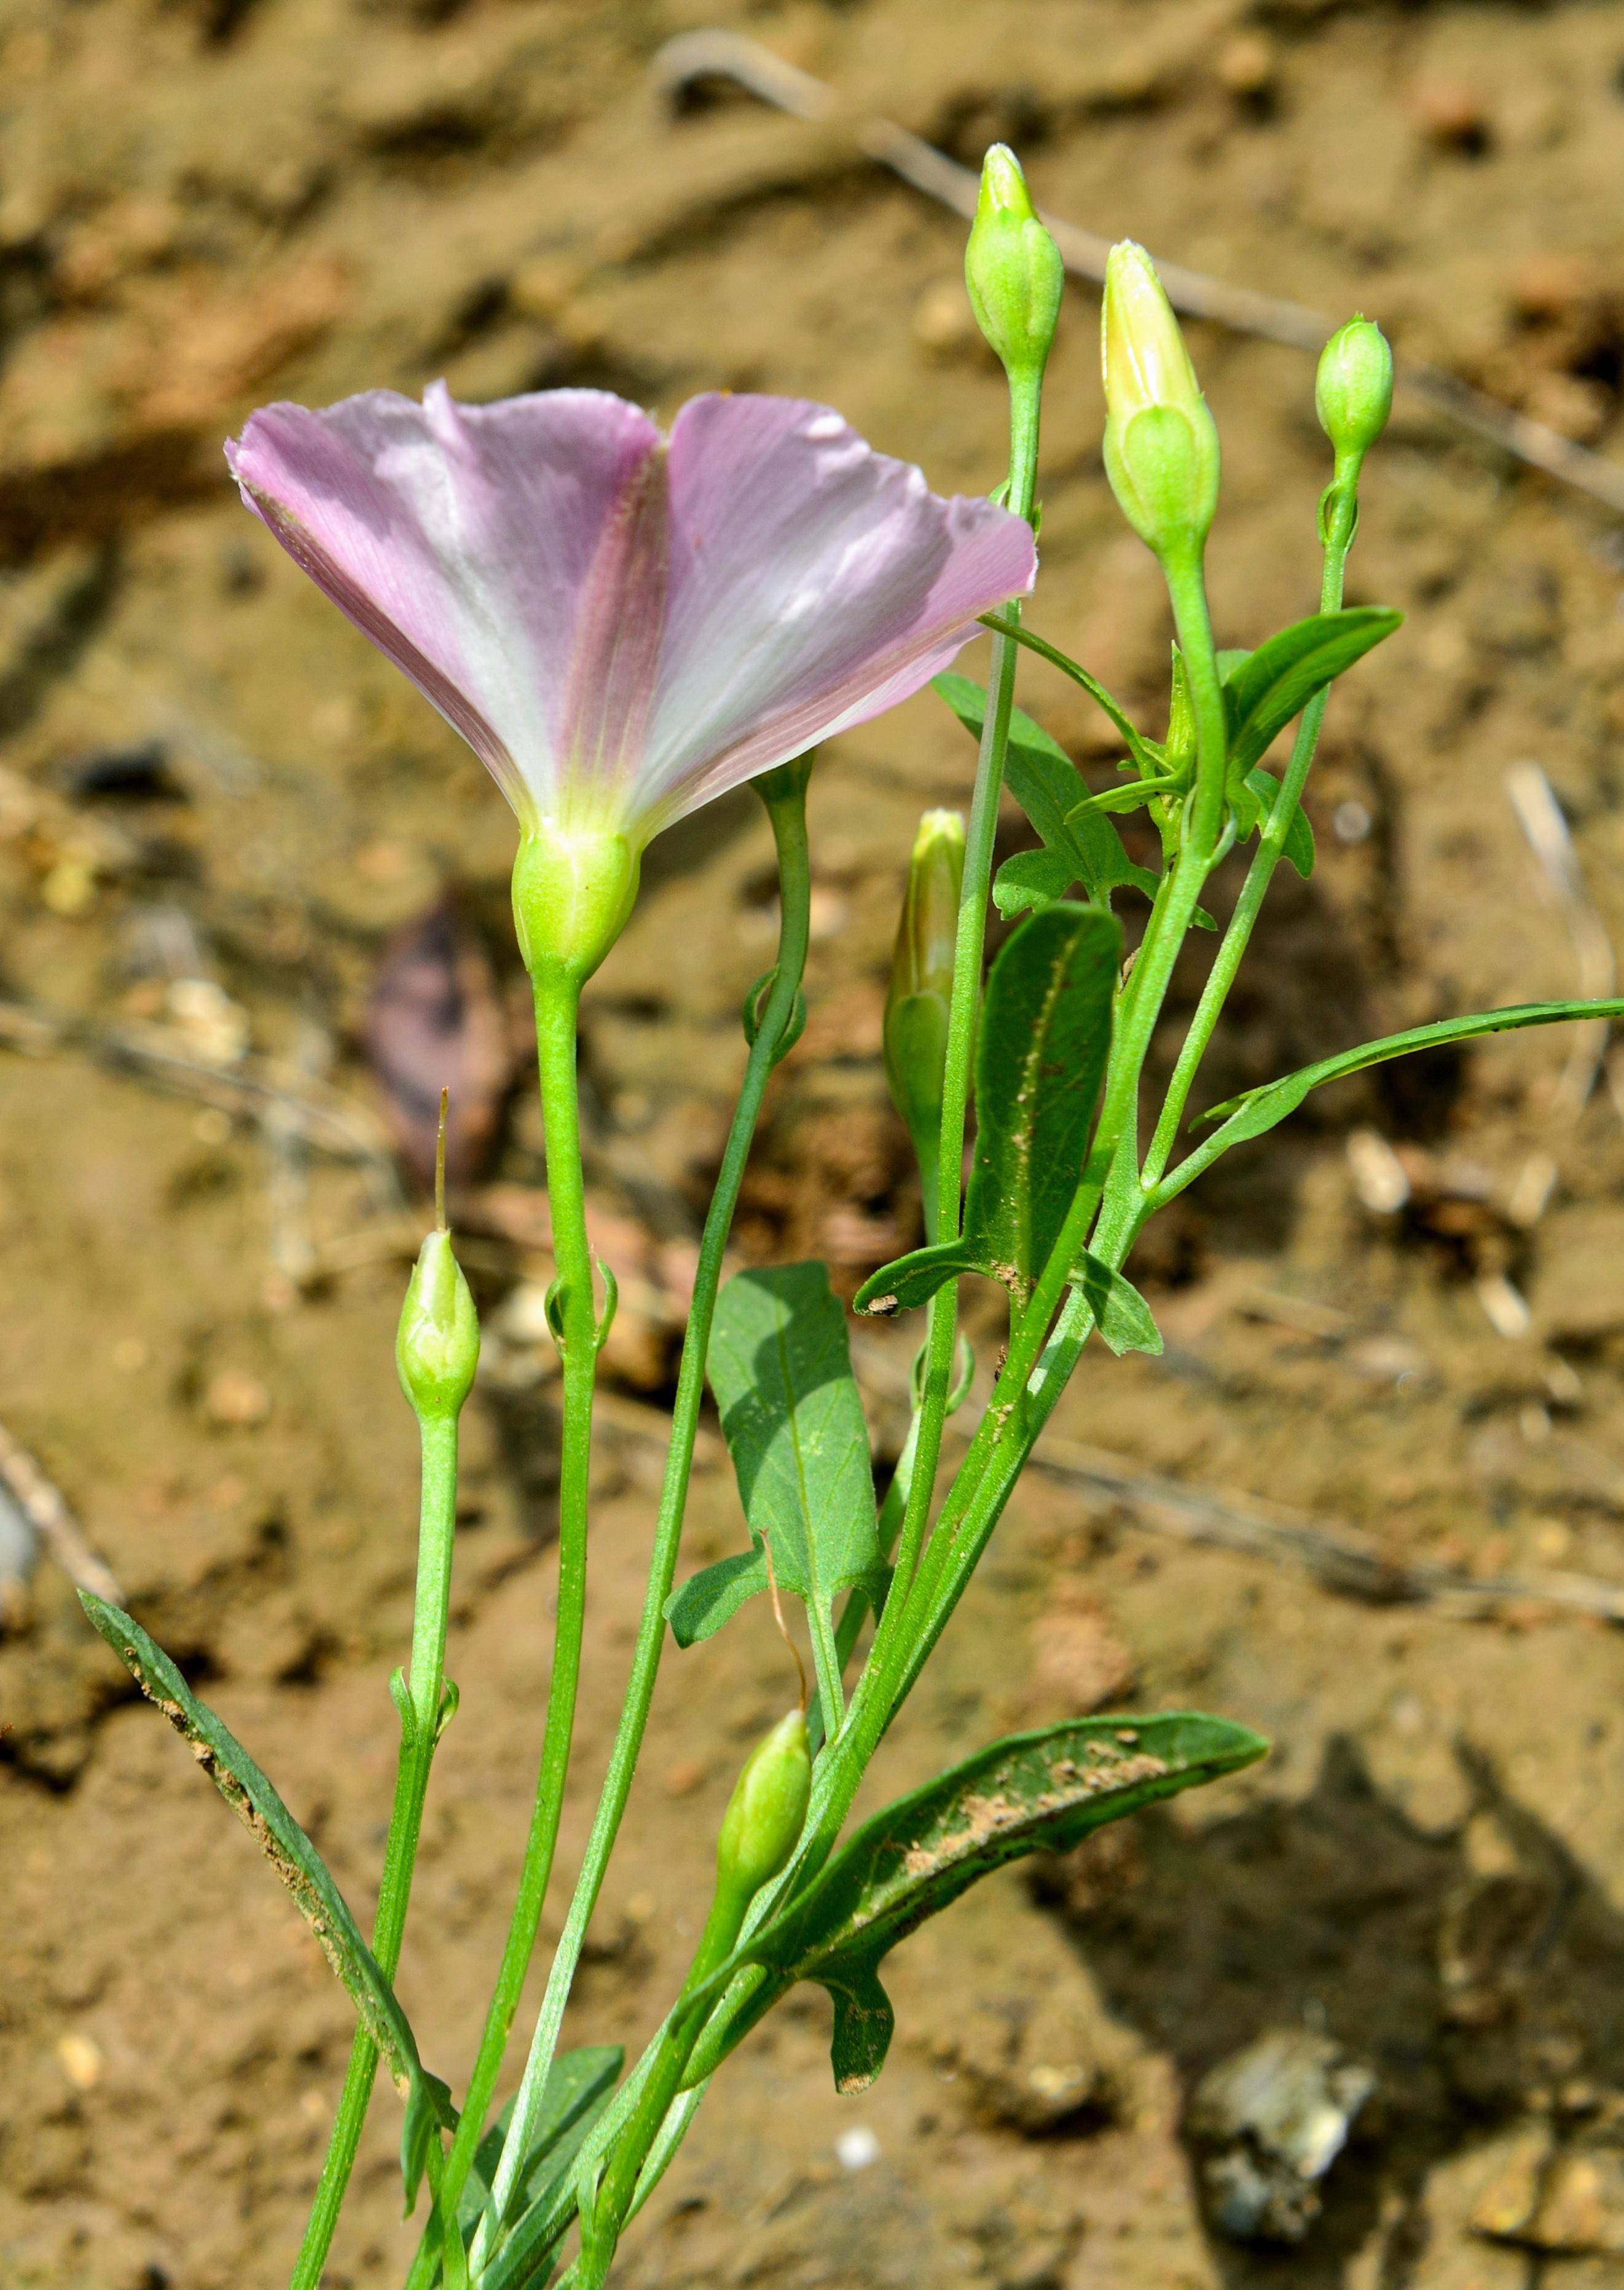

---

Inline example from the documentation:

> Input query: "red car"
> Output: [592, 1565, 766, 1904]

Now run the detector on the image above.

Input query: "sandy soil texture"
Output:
[7, 2, 1624, 2286]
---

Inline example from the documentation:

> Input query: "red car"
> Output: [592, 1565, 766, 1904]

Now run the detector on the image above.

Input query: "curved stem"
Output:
[291, 1411, 460, 2289]
[471, 773, 814, 2274]
[411, 977, 597, 2282]
[869, 377, 1043, 1661]
[1142, 454, 1363, 1189]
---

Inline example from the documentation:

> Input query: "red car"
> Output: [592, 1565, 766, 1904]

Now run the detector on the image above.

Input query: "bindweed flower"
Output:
[227, 388, 1035, 985]
[965, 145, 1064, 392]
[1316, 316, 1394, 462]
[1100, 241, 1220, 564]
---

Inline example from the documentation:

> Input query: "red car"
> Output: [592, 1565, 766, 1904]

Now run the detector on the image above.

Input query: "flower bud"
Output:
[964, 146, 1065, 390]
[715, 1707, 811, 1903]
[1100, 241, 1220, 562]
[511, 820, 641, 990]
[1315, 316, 1393, 461]
[396, 1228, 480, 1423]
[884, 809, 964, 1163]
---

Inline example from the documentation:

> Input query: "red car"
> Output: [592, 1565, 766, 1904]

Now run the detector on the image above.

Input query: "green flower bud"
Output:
[1100, 240, 1220, 562]
[715, 1707, 811, 1903]
[396, 1227, 480, 1423]
[884, 808, 964, 1160]
[964, 145, 1064, 388]
[511, 820, 641, 991]
[1315, 315, 1393, 460]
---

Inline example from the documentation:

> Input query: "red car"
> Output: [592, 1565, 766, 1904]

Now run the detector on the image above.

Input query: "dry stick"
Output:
[1506, 762, 1618, 1114]
[0, 1418, 122, 1605]
[651, 29, 1624, 519]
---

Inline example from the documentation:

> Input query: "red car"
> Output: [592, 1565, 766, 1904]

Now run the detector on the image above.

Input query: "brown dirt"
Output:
[7, 1, 1624, 2286]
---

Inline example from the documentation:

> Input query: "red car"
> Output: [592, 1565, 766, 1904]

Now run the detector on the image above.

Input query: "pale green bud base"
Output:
[512, 820, 641, 991]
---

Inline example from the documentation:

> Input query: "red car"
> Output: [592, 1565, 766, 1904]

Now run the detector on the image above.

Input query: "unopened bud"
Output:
[884, 809, 963, 1165]
[964, 146, 1064, 390]
[396, 1229, 480, 1422]
[1100, 241, 1220, 562]
[715, 1708, 811, 1903]
[1315, 316, 1393, 461]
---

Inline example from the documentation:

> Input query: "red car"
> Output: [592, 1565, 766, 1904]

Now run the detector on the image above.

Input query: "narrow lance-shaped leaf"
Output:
[1158, 996, 1624, 1202]
[79, 1592, 454, 2201]
[666, 1264, 885, 1646]
[857, 904, 1121, 1315]
[1222, 607, 1402, 781]
[458, 2046, 622, 2238]
[678, 1712, 1266, 2095]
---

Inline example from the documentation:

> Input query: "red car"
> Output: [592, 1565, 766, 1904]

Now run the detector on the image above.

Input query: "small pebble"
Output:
[836, 2125, 881, 2171]
[57, 2032, 104, 2091]
[204, 1369, 272, 1429]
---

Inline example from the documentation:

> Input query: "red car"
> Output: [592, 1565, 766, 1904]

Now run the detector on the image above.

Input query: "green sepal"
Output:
[1071, 1253, 1163, 1356]
[78, 1592, 455, 2202]
[677, 1712, 1266, 2095]
[742, 967, 808, 1060]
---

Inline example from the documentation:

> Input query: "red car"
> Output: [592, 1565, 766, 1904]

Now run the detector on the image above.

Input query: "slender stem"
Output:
[1142, 455, 1363, 1189]
[411, 978, 597, 2279]
[290, 1412, 460, 2290]
[871, 379, 1043, 1655]
[470, 776, 814, 2273]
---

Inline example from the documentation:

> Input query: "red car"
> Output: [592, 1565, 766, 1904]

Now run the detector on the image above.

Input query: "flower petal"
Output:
[227, 386, 663, 820]
[634, 395, 1036, 831]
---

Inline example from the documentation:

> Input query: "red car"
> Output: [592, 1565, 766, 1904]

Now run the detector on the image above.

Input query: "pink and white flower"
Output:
[226, 385, 1036, 846]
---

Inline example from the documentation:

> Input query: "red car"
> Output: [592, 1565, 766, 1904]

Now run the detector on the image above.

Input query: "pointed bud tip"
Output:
[1100, 240, 1219, 560]
[976, 144, 1037, 222]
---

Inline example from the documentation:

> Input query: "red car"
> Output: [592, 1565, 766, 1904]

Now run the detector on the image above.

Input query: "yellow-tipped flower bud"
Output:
[1100, 241, 1220, 562]
[884, 809, 964, 1214]
[715, 1707, 812, 1904]
[396, 1228, 480, 1423]
[964, 145, 1065, 389]
[1315, 316, 1394, 461]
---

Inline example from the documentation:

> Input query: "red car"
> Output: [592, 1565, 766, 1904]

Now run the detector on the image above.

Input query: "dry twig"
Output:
[0, 1417, 122, 1607]
[653, 30, 1624, 519]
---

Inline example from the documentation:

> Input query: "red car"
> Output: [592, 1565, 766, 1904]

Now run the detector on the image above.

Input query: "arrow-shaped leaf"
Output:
[79, 1591, 453, 2199]
[667, 1264, 885, 1647]
[857, 905, 1120, 1314]
[685, 1712, 1266, 2094]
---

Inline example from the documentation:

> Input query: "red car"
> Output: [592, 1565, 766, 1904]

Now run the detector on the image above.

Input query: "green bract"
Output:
[715, 1708, 814, 1904]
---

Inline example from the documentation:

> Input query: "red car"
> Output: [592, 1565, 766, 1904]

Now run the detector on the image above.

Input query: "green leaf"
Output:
[1181, 997, 1624, 1181]
[934, 674, 1160, 910]
[966, 904, 1120, 1302]
[855, 906, 1121, 1315]
[1241, 767, 1316, 878]
[1072, 1253, 1163, 1356]
[79, 1592, 454, 2200]
[459, 2047, 622, 2239]
[688, 1712, 1266, 2093]
[1065, 774, 1183, 820]
[1223, 607, 1402, 778]
[992, 846, 1075, 920]
[671, 1264, 885, 1640]
[853, 1238, 978, 1316]
[977, 613, 1163, 775]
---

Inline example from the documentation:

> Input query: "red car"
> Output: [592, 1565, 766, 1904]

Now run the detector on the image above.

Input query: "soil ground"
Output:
[9, 1, 1624, 2285]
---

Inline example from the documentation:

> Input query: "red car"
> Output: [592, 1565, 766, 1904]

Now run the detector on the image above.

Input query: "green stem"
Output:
[469, 772, 814, 2274]
[291, 1411, 460, 2290]
[410, 978, 598, 2284]
[1141, 454, 1363, 1190]
[870, 377, 1042, 1652]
